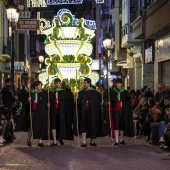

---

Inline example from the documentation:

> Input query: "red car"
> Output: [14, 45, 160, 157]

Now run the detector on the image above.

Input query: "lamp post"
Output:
[5, 0, 19, 86]
[103, 33, 112, 144]
[102, 33, 112, 92]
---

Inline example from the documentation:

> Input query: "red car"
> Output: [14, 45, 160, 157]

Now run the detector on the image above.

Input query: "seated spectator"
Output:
[135, 97, 149, 137]
[154, 83, 170, 100]
[132, 94, 140, 113]
[163, 121, 170, 150]
[149, 98, 162, 145]
[143, 98, 155, 141]
[159, 106, 170, 146]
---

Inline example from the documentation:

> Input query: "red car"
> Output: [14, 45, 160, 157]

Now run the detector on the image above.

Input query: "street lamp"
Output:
[5, 0, 19, 86]
[38, 55, 44, 70]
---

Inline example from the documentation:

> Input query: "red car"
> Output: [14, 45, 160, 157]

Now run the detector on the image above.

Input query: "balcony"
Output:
[121, 24, 141, 48]
[133, 16, 146, 39]
[117, 48, 127, 62]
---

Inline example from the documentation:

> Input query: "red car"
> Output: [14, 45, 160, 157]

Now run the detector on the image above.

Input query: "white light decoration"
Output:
[95, 0, 104, 3]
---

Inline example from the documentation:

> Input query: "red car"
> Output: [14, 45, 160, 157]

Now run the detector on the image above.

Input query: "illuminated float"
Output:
[38, 9, 99, 92]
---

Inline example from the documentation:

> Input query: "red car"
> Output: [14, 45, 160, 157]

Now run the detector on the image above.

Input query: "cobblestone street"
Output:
[0, 132, 170, 170]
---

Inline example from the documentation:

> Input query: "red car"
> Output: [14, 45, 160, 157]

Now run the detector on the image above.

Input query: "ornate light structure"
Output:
[38, 9, 98, 91]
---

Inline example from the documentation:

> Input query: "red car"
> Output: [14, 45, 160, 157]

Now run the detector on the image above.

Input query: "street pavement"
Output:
[0, 132, 170, 170]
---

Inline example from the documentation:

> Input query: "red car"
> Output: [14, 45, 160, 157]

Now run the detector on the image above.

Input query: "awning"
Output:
[0, 54, 11, 62]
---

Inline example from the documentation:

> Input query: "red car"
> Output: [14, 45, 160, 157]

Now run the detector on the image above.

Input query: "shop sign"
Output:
[17, 19, 40, 30]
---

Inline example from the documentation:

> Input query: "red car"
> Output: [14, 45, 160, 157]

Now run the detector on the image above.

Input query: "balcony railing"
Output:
[117, 48, 127, 62]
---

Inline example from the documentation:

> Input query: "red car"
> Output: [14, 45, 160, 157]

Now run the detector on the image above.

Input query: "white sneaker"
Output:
[0, 136, 6, 142]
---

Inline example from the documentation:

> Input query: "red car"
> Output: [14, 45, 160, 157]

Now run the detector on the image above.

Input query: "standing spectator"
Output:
[77, 78, 106, 147]
[110, 78, 134, 145]
[50, 78, 73, 146]
[1, 80, 16, 142]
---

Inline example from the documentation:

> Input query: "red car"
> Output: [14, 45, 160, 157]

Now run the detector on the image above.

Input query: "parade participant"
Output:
[61, 81, 74, 124]
[77, 78, 106, 147]
[27, 80, 48, 147]
[110, 78, 134, 145]
[50, 78, 73, 146]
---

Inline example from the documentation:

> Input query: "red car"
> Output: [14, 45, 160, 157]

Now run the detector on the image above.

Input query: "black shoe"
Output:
[4, 138, 13, 144]
[81, 143, 87, 147]
[38, 143, 44, 147]
[59, 140, 64, 145]
[90, 142, 97, 146]
[27, 140, 32, 147]
[50, 142, 57, 146]
[114, 142, 119, 146]
[120, 141, 126, 145]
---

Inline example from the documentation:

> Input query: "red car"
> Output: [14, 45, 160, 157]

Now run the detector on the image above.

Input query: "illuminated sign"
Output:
[47, 0, 83, 5]
[27, 0, 47, 7]
[27, 0, 104, 7]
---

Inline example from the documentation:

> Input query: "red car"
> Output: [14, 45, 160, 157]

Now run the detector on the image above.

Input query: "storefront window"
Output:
[161, 60, 170, 88]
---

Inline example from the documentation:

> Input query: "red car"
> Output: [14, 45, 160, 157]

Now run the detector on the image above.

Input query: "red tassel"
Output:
[33, 102, 37, 111]
[56, 100, 59, 108]
[86, 101, 89, 110]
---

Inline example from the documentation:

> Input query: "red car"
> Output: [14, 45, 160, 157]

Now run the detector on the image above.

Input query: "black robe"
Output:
[31, 90, 48, 140]
[50, 89, 73, 140]
[110, 89, 134, 136]
[76, 88, 107, 139]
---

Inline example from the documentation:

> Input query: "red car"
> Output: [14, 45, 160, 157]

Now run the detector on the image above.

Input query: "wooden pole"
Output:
[47, 76, 50, 146]
[75, 69, 80, 143]
[28, 79, 33, 145]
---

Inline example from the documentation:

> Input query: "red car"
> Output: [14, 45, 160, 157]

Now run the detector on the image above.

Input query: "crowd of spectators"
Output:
[131, 83, 170, 150]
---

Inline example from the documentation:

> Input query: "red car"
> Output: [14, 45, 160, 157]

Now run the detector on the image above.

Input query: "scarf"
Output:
[31, 89, 42, 103]
[84, 87, 95, 92]
[113, 87, 125, 100]
[51, 87, 63, 93]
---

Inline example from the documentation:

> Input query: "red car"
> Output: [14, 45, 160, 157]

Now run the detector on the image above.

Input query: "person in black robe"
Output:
[50, 78, 73, 146]
[27, 80, 48, 147]
[61, 81, 74, 124]
[76, 78, 106, 147]
[15, 85, 29, 132]
[110, 78, 134, 146]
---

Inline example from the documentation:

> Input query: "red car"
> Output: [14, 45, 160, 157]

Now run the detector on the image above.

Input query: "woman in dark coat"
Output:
[110, 78, 134, 145]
